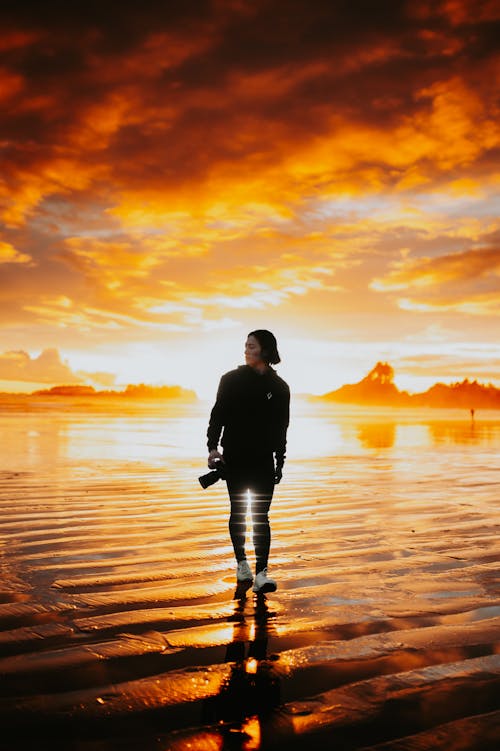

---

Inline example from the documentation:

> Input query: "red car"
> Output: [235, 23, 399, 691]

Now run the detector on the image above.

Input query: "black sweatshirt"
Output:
[207, 365, 290, 467]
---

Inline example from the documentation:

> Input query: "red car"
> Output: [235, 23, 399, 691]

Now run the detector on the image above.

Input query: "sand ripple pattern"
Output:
[0, 405, 499, 749]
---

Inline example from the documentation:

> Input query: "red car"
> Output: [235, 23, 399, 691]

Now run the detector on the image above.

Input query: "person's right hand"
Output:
[208, 450, 224, 469]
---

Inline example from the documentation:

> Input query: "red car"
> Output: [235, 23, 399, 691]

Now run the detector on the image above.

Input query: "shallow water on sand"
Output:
[0, 398, 499, 749]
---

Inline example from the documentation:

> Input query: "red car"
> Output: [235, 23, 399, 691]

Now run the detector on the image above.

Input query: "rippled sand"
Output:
[0, 399, 499, 749]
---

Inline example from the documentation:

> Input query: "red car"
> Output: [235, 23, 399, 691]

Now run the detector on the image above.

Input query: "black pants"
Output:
[224, 454, 275, 574]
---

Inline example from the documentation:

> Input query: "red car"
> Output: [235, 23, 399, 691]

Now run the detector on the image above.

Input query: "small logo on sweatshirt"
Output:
[267, 392, 273, 399]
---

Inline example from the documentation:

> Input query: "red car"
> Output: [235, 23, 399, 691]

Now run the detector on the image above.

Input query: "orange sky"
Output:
[0, 0, 499, 398]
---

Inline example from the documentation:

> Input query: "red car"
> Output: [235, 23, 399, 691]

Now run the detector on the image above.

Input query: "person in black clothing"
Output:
[207, 330, 290, 594]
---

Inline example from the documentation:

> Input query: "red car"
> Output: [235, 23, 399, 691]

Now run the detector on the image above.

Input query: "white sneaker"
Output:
[236, 559, 253, 582]
[253, 568, 277, 594]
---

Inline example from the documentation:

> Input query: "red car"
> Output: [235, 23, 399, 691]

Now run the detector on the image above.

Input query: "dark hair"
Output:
[248, 329, 281, 365]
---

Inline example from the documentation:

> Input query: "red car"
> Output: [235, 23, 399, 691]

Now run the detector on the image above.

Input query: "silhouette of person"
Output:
[207, 330, 290, 594]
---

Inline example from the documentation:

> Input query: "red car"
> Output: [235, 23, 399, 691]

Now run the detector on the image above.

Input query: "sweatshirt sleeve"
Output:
[274, 383, 290, 468]
[206, 375, 227, 451]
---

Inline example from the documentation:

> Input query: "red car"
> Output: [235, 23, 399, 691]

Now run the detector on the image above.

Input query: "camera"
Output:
[198, 460, 226, 489]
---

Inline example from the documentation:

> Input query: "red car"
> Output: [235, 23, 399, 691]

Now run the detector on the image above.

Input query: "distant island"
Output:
[2, 365, 499, 409]
[314, 362, 500, 410]
[9, 383, 197, 402]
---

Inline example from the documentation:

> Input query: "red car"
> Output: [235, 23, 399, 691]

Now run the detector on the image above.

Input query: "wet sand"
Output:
[0, 400, 499, 749]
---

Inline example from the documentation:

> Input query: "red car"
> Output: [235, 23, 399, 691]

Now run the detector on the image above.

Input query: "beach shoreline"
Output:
[1, 405, 499, 749]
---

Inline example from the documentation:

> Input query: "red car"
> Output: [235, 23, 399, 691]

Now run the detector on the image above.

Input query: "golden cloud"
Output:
[372, 245, 500, 290]
[0, 240, 31, 264]
[1, 0, 499, 358]
[49, 230, 341, 330]
[372, 238, 500, 315]
[0, 347, 116, 387]
[0, 348, 81, 384]
[1, 2, 498, 230]
[397, 292, 500, 315]
[397, 352, 500, 382]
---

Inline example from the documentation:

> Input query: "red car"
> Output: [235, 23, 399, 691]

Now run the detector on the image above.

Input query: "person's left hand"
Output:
[274, 466, 282, 484]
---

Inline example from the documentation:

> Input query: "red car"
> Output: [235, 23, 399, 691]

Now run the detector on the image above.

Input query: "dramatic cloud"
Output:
[371, 232, 500, 314]
[0, 348, 115, 387]
[0, 0, 499, 391]
[1, 0, 499, 226]
[0, 348, 79, 384]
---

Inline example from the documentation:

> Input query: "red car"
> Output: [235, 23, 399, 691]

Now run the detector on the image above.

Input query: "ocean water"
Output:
[2, 395, 499, 463]
[1, 397, 498, 503]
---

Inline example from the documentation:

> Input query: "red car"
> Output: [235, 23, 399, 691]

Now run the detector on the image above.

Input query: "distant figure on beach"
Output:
[470, 408, 475, 421]
[207, 330, 290, 594]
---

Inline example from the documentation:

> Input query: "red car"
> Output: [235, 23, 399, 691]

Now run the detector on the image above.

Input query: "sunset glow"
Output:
[1, 1, 499, 398]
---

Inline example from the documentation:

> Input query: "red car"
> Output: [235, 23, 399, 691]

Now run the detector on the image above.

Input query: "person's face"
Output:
[245, 335, 264, 367]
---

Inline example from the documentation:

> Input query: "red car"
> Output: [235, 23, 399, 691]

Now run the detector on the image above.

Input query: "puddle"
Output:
[325, 596, 373, 606]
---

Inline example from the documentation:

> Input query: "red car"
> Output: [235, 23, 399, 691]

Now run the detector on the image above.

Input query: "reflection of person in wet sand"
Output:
[202, 592, 282, 729]
[207, 330, 290, 593]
